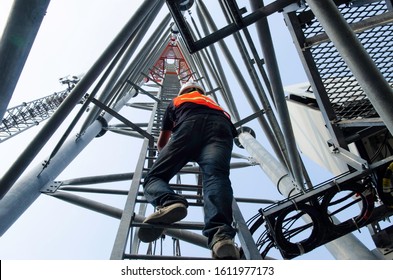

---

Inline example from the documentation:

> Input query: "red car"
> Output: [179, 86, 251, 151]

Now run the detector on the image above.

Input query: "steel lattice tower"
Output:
[1, 0, 393, 260]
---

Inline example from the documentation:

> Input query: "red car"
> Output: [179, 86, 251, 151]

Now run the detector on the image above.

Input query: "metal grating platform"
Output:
[299, 1, 393, 120]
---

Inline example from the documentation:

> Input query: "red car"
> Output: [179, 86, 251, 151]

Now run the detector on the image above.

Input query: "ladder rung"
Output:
[136, 187, 202, 196]
[124, 254, 211, 260]
[132, 221, 205, 230]
[136, 200, 204, 207]
[137, 191, 201, 197]
[145, 156, 157, 160]
[170, 183, 202, 189]
[141, 168, 202, 175]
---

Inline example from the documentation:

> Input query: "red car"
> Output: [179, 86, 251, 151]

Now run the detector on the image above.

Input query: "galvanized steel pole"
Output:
[0, 0, 51, 120]
[79, 8, 170, 132]
[196, 0, 286, 166]
[0, 0, 164, 199]
[250, 0, 305, 190]
[0, 90, 136, 236]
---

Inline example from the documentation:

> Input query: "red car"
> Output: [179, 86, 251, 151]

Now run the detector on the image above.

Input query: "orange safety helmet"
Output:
[178, 81, 206, 96]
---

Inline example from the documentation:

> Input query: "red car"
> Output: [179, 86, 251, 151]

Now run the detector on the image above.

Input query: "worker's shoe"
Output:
[212, 239, 240, 260]
[138, 202, 187, 243]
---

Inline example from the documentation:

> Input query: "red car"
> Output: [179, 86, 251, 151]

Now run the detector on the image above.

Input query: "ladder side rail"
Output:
[110, 83, 161, 259]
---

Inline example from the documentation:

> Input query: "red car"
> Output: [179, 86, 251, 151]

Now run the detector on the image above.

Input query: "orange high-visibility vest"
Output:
[173, 91, 224, 112]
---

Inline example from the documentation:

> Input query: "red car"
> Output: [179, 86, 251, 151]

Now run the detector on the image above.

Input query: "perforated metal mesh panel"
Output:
[299, 1, 392, 120]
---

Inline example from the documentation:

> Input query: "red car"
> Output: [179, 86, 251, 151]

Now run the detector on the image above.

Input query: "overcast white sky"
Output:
[0, 0, 377, 260]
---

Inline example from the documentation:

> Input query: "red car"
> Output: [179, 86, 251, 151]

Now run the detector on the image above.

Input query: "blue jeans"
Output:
[143, 114, 236, 248]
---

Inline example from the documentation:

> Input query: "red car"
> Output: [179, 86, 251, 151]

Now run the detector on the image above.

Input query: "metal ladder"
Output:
[130, 71, 212, 260]
[111, 70, 261, 260]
